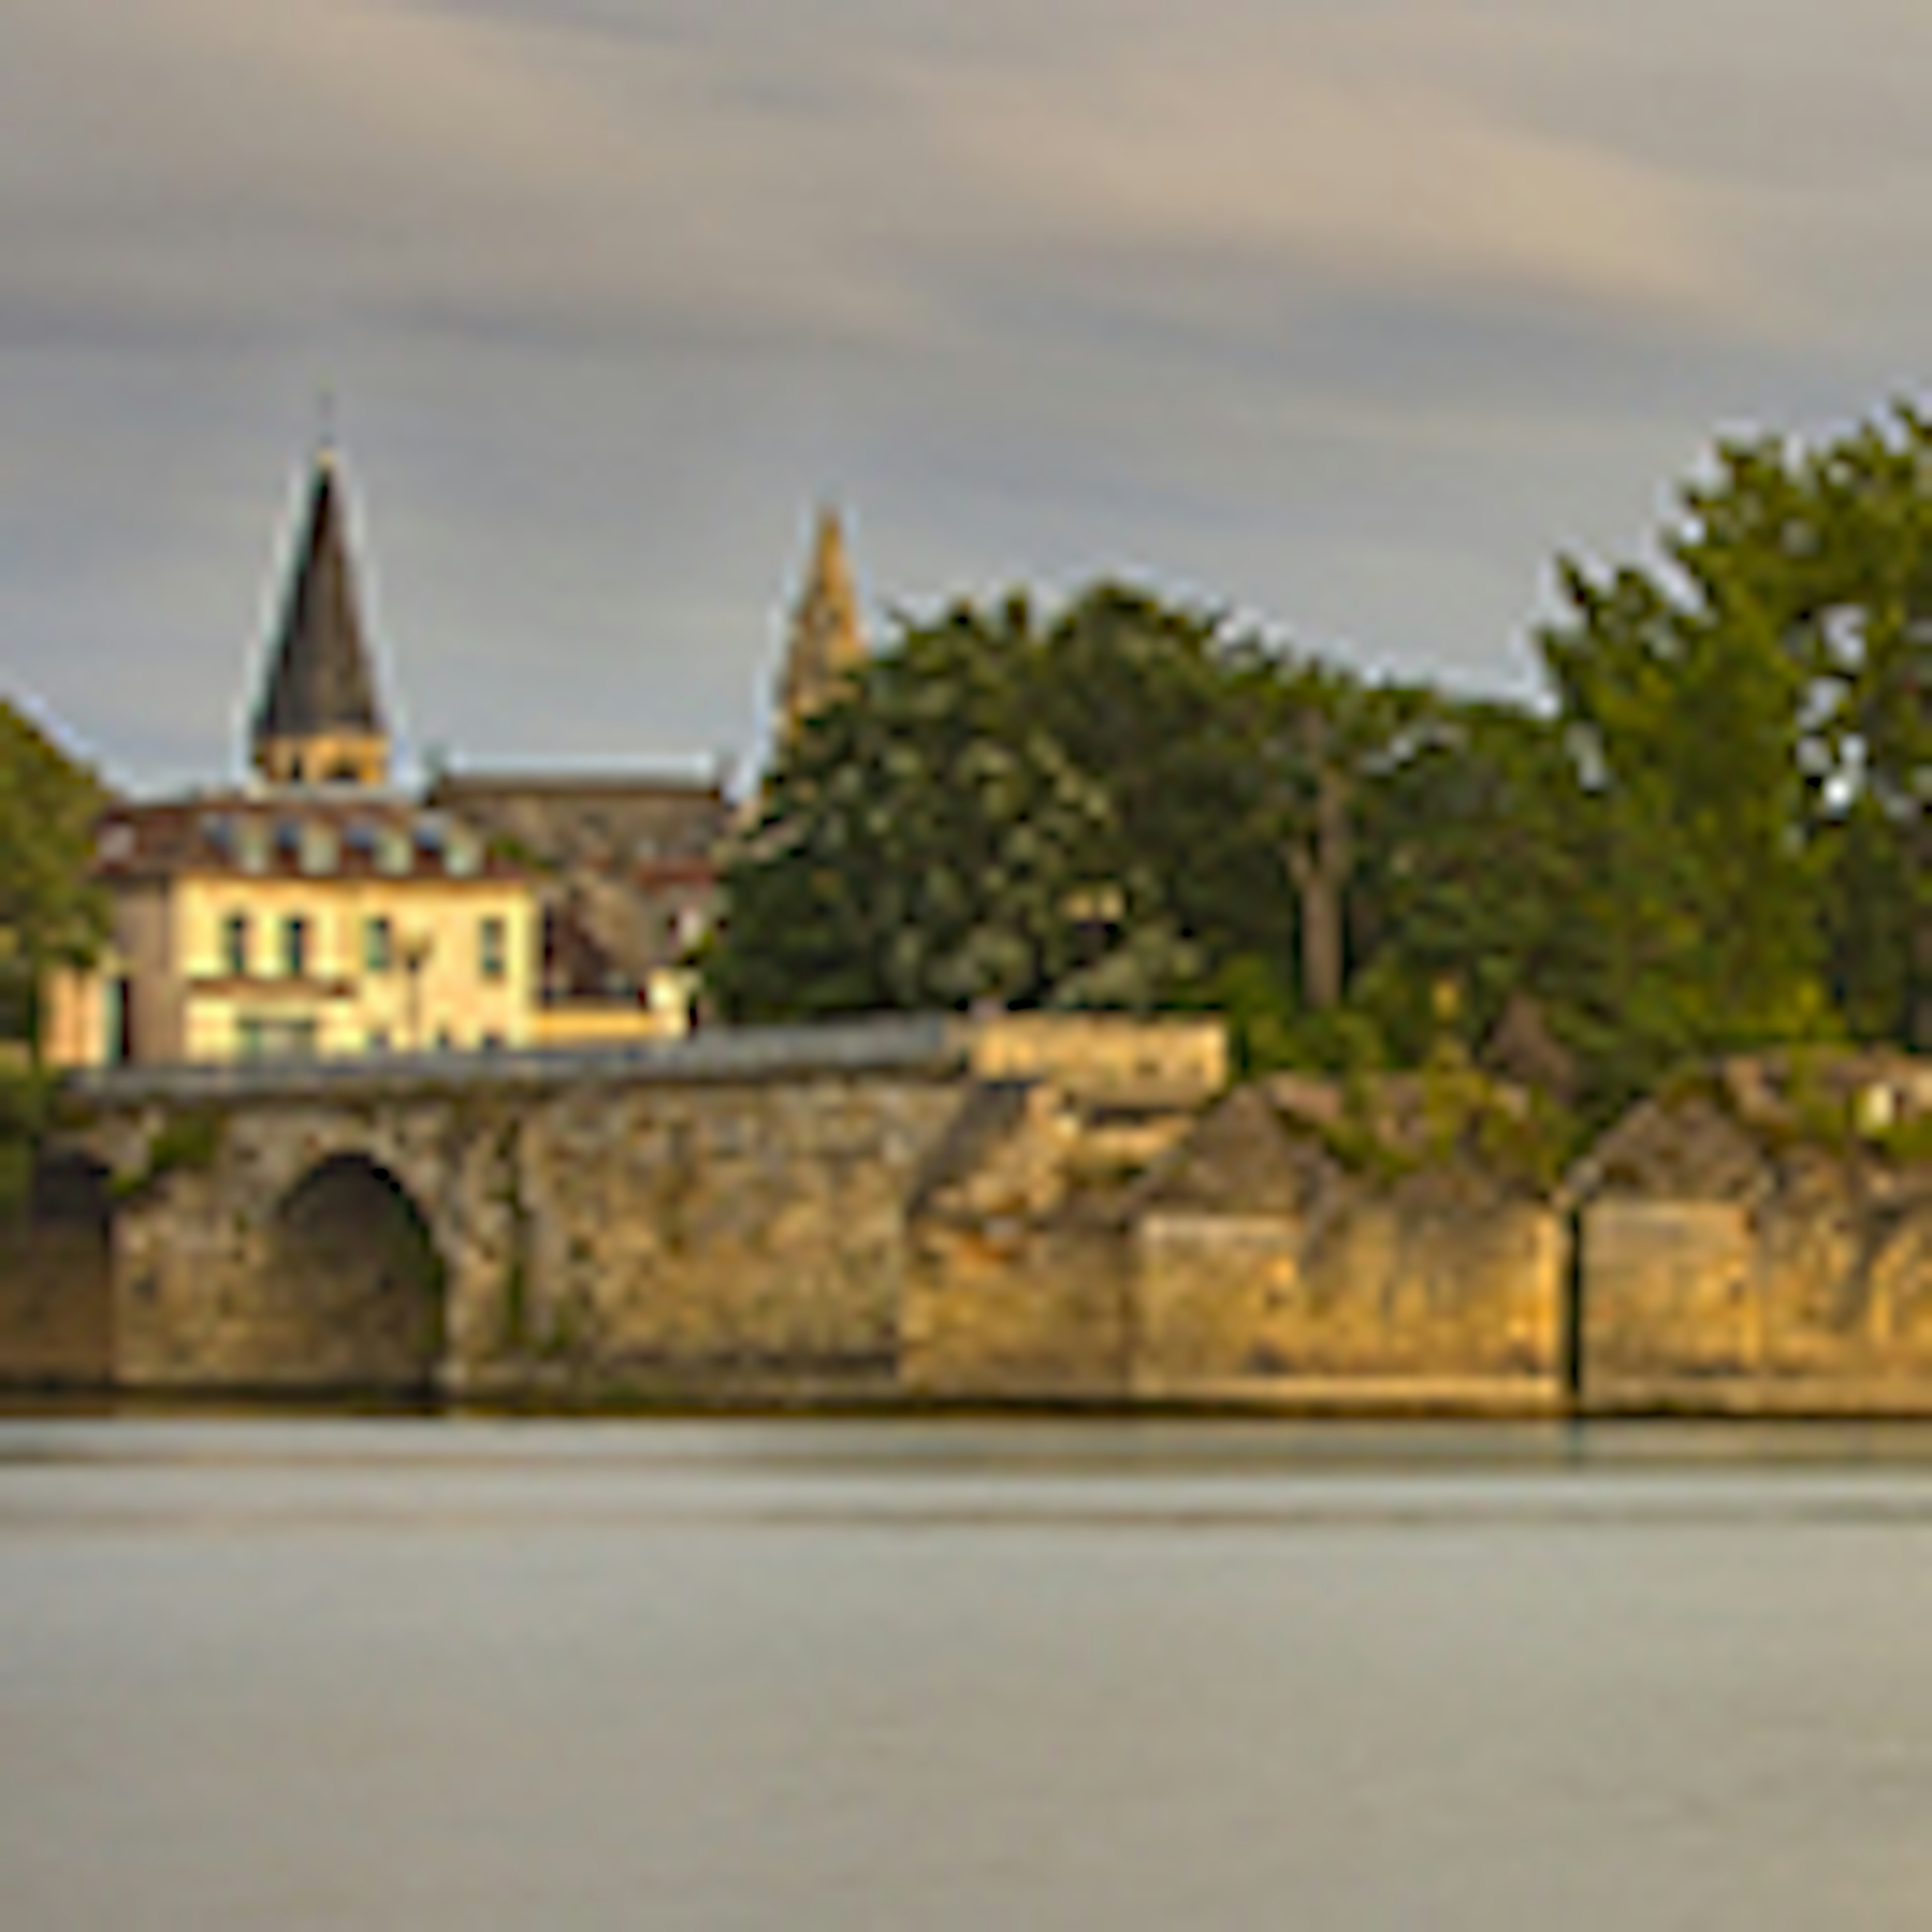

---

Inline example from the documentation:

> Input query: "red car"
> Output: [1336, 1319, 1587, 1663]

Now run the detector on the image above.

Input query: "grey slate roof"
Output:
[252, 455, 384, 741]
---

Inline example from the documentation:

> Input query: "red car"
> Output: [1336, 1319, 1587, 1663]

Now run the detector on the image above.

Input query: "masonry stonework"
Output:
[8, 1030, 1930, 1413]
[1572, 1056, 1932, 1412]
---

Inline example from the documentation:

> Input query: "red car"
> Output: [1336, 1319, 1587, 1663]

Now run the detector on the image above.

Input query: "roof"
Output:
[425, 772, 733, 867]
[252, 453, 384, 743]
[93, 794, 528, 887]
[430, 771, 727, 801]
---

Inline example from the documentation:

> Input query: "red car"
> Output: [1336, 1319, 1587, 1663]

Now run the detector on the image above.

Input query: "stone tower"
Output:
[251, 445, 389, 788]
[777, 505, 866, 741]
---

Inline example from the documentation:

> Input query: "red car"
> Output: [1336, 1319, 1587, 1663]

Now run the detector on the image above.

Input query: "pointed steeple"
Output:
[778, 504, 866, 742]
[251, 443, 390, 787]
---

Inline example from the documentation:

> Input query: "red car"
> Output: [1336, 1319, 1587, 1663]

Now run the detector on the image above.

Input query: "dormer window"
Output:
[233, 819, 270, 875]
[376, 827, 412, 876]
[445, 829, 480, 878]
[298, 821, 338, 875]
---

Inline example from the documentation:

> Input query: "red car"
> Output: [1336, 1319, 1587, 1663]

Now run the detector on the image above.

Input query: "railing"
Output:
[63, 1014, 975, 1106]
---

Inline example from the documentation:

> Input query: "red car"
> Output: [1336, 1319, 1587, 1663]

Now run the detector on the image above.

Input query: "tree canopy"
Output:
[0, 699, 107, 1049]
[709, 598, 1197, 1020]
[1540, 405, 1931, 1073]
[709, 401, 1930, 1119]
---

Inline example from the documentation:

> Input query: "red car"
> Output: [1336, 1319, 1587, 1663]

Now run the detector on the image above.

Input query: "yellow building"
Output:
[90, 794, 536, 1061]
[52, 443, 542, 1067]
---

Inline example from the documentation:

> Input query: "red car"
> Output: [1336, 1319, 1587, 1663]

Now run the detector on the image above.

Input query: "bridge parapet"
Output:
[61, 1014, 975, 1109]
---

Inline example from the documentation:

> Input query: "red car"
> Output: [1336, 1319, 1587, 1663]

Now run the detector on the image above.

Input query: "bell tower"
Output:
[777, 504, 866, 743]
[251, 443, 389, 787]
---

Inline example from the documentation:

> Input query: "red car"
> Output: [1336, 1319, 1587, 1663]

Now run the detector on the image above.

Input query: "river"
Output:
[6, 1412, 1932, 1928]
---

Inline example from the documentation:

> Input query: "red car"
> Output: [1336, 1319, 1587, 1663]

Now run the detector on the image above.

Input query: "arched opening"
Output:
[267, 1153, 446, 1393]
[0, 1153, 115, 1385]
[31, 1152, 114, 1235]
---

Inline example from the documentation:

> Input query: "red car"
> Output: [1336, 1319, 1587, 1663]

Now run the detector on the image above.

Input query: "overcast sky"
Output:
[5, 0, 1930, 792]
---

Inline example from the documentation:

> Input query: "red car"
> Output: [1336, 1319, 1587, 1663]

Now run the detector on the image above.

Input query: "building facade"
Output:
[89, 795, 535, 1061]
[49, 444, 541, 1066]
[41, 447, 876, 1068]
[427, 769, 730, 1040]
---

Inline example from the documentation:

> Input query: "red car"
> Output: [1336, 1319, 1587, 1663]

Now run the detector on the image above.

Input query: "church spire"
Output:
[251, 443, 389, 787]
[777, 504, 866, 742]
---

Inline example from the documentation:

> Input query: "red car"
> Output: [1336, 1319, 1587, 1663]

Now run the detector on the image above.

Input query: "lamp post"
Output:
[398, 931, 434, 1053]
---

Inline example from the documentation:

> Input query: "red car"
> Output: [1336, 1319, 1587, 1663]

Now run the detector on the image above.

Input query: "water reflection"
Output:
[6, 1417, 1932, 1929]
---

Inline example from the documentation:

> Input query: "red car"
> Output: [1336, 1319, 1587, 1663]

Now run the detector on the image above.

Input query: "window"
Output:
[364, 915, 393, 974]
[298, 822, 338, 875]
[376, 828, 412, 876]
[478, 914, 508, 982]
[282, 915, 308, 979]
[222, 912, 250, 978]
[233, 819, 269, 875]
[238, 1015, 317, 1061]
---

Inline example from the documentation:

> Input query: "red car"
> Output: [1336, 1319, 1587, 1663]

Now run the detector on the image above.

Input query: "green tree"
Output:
[1243, 656, 1438, 1014]
[1024, 585, 1294, 973]
[0, 698, 107, 1055]
[709, 604, 1192, 1020]
[1539, 481, 1830, 1060]
[1541, 406, 1932, 1055]
[1345, 698, 1581, 1059]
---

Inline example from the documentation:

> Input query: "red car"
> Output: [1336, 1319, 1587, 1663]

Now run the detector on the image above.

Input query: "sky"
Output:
[6, 0, 1932, 794]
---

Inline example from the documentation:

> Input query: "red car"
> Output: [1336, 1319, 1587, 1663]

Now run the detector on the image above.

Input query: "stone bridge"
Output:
[15, 1014, 1227, 1400]
[47, 1019, 982, 1397]
[23, 1025, 1924, 1414]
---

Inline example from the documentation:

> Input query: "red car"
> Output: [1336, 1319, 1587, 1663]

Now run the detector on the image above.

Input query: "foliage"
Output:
[113, 1107, 224, 1202]
[0, 699, 109, 1057]
[710, 400, 1932, 1117]
[711, 595, 1200, 1019]
[1539, 406, 1931, 1066]
[0, 1067, 51, 1219]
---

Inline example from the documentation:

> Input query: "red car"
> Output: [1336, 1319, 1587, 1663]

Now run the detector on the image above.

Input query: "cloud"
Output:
[6, 0, 1932, 786]
[1, 0, 1751, 353]
[908, 33, 1739, 324]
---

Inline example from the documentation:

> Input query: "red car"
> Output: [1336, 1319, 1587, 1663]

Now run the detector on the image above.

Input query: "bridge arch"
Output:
[264, 1151, 448, 1393]
[0, 1152, 116, 1385]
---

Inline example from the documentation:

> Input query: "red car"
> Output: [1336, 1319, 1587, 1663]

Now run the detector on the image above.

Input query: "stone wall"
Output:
[58, 1031, 969, 1398]
[968, 1012, 1228, 1108]
[904, 1218, 1133, 1401]
[1574, 1060, 1932, 1412]
[1135, 1177, 1562, 1404]
[22, 1030, 1930, 1414]
[0, 1221, 113, 1386]
[493, 1075, 960, 1396]
[903, 1077, 1567, 1409]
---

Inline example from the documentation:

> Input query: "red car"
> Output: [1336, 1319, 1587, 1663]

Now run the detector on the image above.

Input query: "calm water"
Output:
[8, 1415, 1932, 1929]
